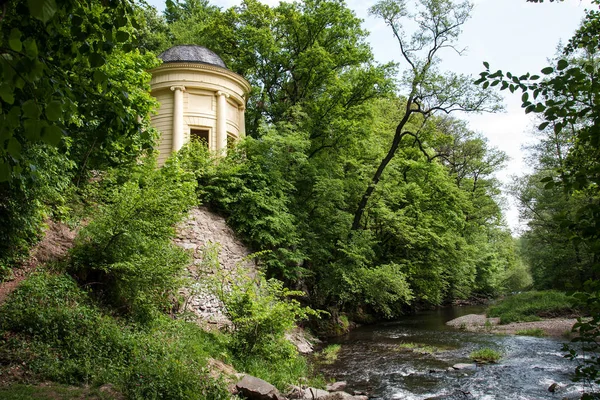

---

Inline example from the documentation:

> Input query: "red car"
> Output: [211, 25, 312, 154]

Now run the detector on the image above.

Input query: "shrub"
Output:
[0, 145, 74, 277]
[213, 262, 316, 359]
[349, 263, 413, 318]
[314, 344, 341, 365]
[470, 348, 502, 363]
[69, 158, 196, 321]
[0, 272, 230, 399]
[487, 291, 576, 324]
[207, 249, 319, 389]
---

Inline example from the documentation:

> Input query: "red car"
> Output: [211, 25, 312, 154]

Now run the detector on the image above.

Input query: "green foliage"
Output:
[0, 383, 115, 400]
[477, 3, 600, 393]
[352, 0, 501, 231]
[0, 272, 229, 400]
[69, 158, 196, 321]
[486, 291, 576, 324]
[0, 145, 74, 273]
[0, 0, 154, 182]
[470, 348, 502, 363]
[175, 133, 307, 280]
[210, 256, 316, 359]
[0, 0, 159, 276]
[149, 0, 515, 319]
[204, 247, 319, 390]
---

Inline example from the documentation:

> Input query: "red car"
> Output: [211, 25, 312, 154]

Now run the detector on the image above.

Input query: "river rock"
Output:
[452, 363, 476, 370]
[235, 375, 285, 400]
[287, 385, 304, 399]
[320, 392, 368, 400]
[303, 387, 330, 399]
[548, 382, 559, 392]
[326, 381, 347, 392]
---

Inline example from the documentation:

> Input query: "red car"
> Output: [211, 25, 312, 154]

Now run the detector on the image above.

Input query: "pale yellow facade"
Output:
[150, 61, 251, 165]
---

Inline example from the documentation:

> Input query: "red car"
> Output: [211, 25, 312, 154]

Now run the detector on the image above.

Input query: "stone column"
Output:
[216, 91, 229, 154]
[171, 85, 185, 152]
[238, 105, 246, 138]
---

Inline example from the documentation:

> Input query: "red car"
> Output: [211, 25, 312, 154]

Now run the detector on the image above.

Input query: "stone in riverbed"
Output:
[452, 363, 476, 370]
[303, 387, 330, 399]
[320, 392, 368, 400]
[326, 381, 347, 392]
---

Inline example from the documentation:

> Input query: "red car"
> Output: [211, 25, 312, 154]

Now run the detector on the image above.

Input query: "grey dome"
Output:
[158, 45, 227, 69]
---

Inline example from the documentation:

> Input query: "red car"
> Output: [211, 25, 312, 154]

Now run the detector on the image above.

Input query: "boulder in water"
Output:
[452, 363, 476, 370]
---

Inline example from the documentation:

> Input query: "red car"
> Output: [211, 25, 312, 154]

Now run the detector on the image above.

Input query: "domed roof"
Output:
[158, 45, 227, 69]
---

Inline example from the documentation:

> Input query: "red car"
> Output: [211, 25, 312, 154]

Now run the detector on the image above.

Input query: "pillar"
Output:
[216, 91, 229, 154]
[238, 105, 246, 138]
[171, 85, 185, 152]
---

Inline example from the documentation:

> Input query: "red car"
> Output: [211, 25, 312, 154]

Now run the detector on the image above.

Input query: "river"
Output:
[319, 306, 589, 399]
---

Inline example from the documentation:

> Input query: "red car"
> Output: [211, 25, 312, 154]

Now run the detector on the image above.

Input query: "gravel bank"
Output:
[446, 314, 577, 337]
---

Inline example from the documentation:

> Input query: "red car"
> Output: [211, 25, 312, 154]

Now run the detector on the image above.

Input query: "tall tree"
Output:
[162, 0, 394, 139]
[352, 0, 500, 230]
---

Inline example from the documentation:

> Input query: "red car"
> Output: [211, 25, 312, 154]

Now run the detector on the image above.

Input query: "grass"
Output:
[314, 344, 342, 365]
[515, 328, 546, 337]
[486, 291, 576, 324]
[470, 348, 502, 364]
[0, 384, 115, 400]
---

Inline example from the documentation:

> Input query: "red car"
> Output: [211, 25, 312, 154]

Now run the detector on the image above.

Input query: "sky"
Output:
[147, 0, 594, 233]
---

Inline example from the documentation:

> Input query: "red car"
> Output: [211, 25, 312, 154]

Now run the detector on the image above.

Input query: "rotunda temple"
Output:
[149, 45, 251, 165]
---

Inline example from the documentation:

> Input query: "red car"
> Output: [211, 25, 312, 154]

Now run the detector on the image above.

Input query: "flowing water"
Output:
[319, 306, 589, 399]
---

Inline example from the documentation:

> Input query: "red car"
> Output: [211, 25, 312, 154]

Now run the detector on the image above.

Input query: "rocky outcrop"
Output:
[285, 327, 321, 354]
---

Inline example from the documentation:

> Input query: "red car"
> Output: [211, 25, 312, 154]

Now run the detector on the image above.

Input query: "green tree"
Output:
[163, 0, 394, 138]
[352, 0, 500, 230]
[477, 1, 600, 394]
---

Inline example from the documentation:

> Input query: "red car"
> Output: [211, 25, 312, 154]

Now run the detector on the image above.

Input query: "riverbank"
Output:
[446, 313, 576, 337]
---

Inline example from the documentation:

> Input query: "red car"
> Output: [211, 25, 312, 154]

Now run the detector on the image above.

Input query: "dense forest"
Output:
[0, 0, 598, 398]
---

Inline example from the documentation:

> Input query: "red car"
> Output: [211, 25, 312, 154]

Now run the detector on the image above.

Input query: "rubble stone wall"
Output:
[174, 206, 255, 326]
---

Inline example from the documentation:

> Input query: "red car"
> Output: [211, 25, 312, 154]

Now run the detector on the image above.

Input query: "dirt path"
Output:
[0, 221, 78, 304]
[446, 313, 577, 337]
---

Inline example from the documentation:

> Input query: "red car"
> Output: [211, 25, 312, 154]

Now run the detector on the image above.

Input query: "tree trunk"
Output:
[351, 104, 413, 230]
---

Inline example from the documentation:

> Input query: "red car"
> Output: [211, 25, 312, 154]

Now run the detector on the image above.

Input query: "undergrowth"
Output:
[0, 272, 230, 400]
[486, 291, 577, 324]
[0, 155, 321, 398]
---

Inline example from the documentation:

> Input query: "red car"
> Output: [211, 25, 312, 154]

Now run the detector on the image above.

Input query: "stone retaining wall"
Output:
[174, 207, 256, 326]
